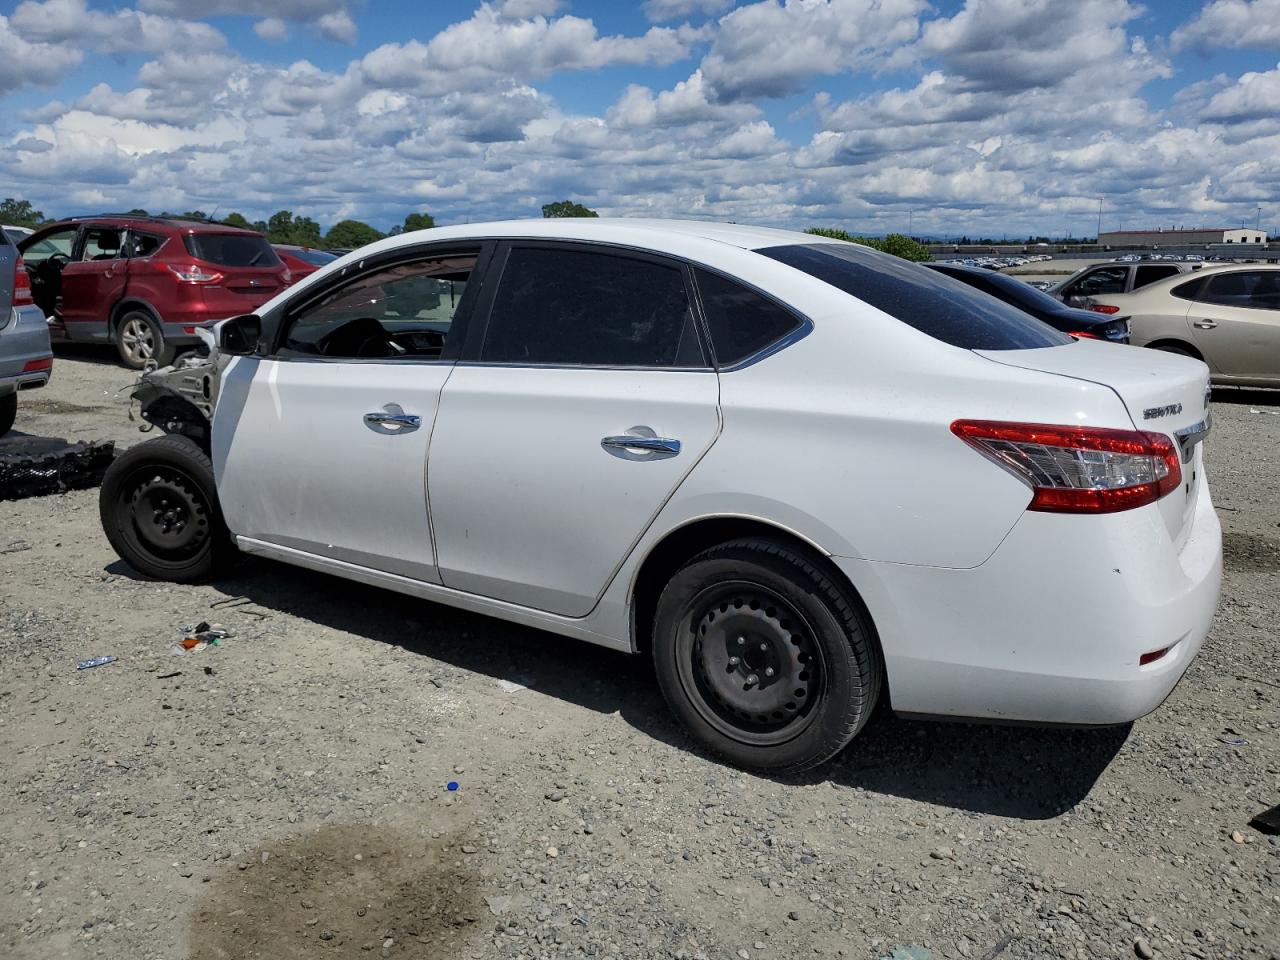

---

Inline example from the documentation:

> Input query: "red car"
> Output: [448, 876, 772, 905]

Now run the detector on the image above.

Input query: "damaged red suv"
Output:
[19, 216, 291, 368]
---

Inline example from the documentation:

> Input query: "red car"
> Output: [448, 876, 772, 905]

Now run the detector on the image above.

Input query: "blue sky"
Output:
[2, 0, 1278, 237]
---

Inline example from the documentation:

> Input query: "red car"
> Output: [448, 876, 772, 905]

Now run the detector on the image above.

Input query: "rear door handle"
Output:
[364, 411, 421, 428]
[1192, 319, 1217, 330]
[601, 435, 681, 455]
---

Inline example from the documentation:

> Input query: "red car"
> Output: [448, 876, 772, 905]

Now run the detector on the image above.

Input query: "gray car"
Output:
[0, 228, 53, 437]
[1049, 260, 1203, 306]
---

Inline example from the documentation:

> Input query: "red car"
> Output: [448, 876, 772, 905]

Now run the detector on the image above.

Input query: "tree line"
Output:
[4, 196, 934, 261]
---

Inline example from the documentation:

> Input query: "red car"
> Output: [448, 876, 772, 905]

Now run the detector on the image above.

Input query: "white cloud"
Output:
[360, 6, 705, 94]
[254, 17, 289, 40]
[700, 0, 928, 101]
[1201, 63, 1280, 122]
[0, 13, 82, 96]
[138, 0, 349, 17]
[494, 0, 564, 17]
[643, 0, 733, 21]
[1170, 0, 1280, 52]
[10, 0, 226, 54]
[318, 10, 358, 43]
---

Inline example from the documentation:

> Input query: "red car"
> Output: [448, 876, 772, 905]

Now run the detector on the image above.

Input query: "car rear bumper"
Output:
[0, 304, 54, 395]
[837, 472, 1222, 725]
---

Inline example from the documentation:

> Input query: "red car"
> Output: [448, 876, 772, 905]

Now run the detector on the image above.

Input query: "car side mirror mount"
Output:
[218, 314, 261, 356]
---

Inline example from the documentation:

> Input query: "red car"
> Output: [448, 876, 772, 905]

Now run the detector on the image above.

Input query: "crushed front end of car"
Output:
[129, 330, 226, 451]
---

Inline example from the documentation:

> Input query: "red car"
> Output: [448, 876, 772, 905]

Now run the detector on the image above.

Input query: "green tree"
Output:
[182, 210, 208, 221]
[804, 227, 932, 262]
[324, 219, 384, 249]
[402, 211, 435, 233]
[0, 198, 46, 228]
[126, 207, 150, 217]
[541, 200, 598, 218]
[223, 212, 253, 229]
[265, 211, 322, 246]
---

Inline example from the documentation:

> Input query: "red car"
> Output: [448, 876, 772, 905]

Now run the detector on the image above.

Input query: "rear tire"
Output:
[652, 538, 882, 773]
[0, 393, 16, 438]
[114, 309, 174, 370]
[99, 435, 235, 582]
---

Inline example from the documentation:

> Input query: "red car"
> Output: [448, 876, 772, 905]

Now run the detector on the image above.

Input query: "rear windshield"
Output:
[938, 266, 1070, 314]
[760, 243, 1071, 350]
[185, 234, 280, 268]
[289, 248, 337, 266]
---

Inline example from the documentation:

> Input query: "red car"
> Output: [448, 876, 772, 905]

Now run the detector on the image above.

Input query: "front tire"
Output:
[0, 393, 16, 438]
[652, 539, 882, 773]
[114, 310, 174, 370]
[99, 436, 235, 582]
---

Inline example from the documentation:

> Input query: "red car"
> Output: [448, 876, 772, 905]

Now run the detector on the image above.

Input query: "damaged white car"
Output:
[100, 219, 1222, 772]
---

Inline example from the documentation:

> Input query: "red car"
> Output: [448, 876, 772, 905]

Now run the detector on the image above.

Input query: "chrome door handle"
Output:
[364, 411, 421, 427]
[1192, 320, 1217, 330]
[601, 435, 681, 455]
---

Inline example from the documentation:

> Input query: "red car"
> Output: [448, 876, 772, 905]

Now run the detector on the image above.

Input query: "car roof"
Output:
[378, 218, 821, 253]
[44, 216, 262, 236]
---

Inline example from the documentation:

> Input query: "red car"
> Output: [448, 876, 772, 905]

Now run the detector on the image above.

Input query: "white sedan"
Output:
[99, 219, 1222, 772]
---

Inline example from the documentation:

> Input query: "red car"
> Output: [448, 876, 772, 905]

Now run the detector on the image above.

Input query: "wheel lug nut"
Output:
[765, 667, 775, 677]
[746, 674, 759, 685]
[759, 642, 768, 651]
[728, 656, 740, 666]
[736, 636, 745, 646]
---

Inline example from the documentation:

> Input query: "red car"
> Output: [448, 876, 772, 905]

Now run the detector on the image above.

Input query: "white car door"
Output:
[427, 242, 721, 617]
[213, 245, 486, 582]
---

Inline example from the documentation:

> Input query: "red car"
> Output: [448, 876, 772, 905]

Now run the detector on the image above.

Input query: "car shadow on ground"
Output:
[1211, 386, 1280, 407]
[109, 557, 1127, 820]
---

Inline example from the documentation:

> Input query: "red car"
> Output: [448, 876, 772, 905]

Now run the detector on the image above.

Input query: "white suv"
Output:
[99, 219, 1222, 772]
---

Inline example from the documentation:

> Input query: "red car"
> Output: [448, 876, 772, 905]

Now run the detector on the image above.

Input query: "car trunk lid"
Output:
[975, 339, 1212, 548]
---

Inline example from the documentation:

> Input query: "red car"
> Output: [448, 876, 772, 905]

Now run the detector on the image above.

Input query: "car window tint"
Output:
[482, 247, 704, 367]
[281, 255, 476, 360]
[1071, 267, 1128, 297]
[759, 243, 1070, 350]
[81, 227, 123, 261]
[1200, 271, 1280, 311]
[184, 234, 280, 267]
[1134, 265, 1181, 288]
[1171, 277, 1207, 301]
[694, 268, 801, 365]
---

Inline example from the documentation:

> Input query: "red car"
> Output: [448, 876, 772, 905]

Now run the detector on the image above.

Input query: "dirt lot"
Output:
[2, 351, 1278, 960]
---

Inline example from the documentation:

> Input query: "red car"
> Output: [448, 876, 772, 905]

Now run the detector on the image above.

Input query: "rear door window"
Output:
[480, 246, 705, 367]
[1134, 264, 1181, 289]
[1171, 277, 1207, 301]
[1069, 266, 1128, 297]
[759, 243, 1069, 350]
[185, 233, 280, 267]
[694, 268, 801, 366]
[1200, 271, 1280, 311]
[127, 232, 166, 258]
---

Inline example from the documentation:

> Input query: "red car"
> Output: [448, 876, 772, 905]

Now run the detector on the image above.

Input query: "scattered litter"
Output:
[1, 539, 32, 554]
[1249, 804, 1280, 836]
[172, 621, 233, 656]
[1217, 734, 1249, 746]
[77, 655, 117, 670]
[495, 678, 530, 693]
[446, 781, 459, 792]
[0, 437, 115, 501]
[157, 671, 182, 680]
[1231, 830, 1246, 844]
[203, 666, 215, 676]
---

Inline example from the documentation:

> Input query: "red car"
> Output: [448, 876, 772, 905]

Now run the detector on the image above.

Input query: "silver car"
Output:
[0, 229, 53, 437]
[1050, 260, 1203, 306]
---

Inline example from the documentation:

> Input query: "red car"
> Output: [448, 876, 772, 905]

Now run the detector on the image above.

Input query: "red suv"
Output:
[18, 216, 291, 368]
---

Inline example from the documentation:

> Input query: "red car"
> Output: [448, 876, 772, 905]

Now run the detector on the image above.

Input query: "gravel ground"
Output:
[2, 352, 1278, 960]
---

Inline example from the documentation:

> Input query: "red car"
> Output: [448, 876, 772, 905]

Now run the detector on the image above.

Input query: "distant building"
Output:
[1100, 227, 1267, 246]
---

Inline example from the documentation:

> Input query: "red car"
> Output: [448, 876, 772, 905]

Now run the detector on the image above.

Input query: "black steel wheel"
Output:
[99, 436, 234, 582]
[653, 538, 881, 773]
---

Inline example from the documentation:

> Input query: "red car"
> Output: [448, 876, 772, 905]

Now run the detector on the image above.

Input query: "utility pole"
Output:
[1097, 198, 1103, 241]
[908, 210, 913, 236]
[1258, 206, 1263, 230]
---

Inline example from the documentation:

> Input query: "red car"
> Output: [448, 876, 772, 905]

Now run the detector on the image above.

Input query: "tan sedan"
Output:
[1090, 265, 1280, 386]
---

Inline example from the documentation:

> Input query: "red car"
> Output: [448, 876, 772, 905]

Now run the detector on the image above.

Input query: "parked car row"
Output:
[9, 215, 344, 370]
[945, 253, 1053, 271]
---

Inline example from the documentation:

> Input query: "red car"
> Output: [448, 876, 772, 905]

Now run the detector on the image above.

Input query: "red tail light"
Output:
[951, 420, 1182, 514]
[22, 357, 52, 373]
[12, 258, 34, 306]
[1071, 331, 1101, 339]
[1089, 304, 1120, 314]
